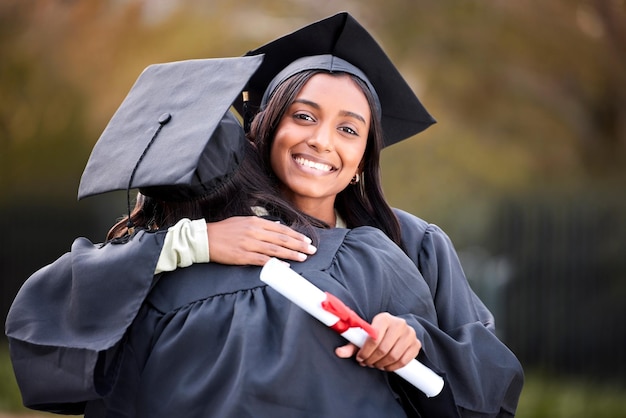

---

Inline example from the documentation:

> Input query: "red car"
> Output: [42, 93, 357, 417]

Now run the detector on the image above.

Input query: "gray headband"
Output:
[260, 54, 382, 119]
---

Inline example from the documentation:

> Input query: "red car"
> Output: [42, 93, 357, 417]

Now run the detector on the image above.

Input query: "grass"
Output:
[1, 343, 625, 417]
[0, 344, 23, 414]
[516, 371, 626, 418]
[0, 343, 70, 417]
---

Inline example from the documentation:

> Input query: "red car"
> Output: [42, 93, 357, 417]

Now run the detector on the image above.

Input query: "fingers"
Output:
[207, 217, 316, 266]
[335, 343, 358, 359]
[258, 218, 313, 244]
[243, 218, 317, 263]
[249, 238, 315, 263]
[354, 313, 421, 372]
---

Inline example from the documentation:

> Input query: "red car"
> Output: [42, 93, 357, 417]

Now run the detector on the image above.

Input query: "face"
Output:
[270, 73, 371, 221]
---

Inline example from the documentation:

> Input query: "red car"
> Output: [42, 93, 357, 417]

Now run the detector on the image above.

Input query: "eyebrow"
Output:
[293, 98, 367, 124]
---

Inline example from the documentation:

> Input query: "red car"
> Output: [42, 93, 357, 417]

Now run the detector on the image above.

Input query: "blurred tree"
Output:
[1, 0, 624, 387]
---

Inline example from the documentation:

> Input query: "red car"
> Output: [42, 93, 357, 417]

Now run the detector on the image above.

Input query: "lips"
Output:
[293, 155, 335, 172]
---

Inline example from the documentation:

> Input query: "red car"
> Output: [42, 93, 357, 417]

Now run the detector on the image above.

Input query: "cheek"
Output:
[269, 138, 289, 178]
[270, 125, 294, 169]
[344, 143, 367, 171]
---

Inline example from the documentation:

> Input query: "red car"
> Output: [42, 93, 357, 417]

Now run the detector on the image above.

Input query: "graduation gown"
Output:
[393, 209, 523, 417]
[7, 226, 452, 417]
[6, 211, 524, 417]
[5, 230, 166, 414]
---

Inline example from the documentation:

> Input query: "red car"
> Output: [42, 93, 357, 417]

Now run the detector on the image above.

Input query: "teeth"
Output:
[295, 157, 332, 172]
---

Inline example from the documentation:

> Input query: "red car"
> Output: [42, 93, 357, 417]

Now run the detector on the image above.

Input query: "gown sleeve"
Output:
[314, 227, 460, 418]
[393, 208, 524, 417]
[155, 218, 210, 274]
[4, 229, 166, 413]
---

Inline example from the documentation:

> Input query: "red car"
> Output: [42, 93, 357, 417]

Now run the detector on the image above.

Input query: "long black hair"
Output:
[106, 141, 322, 243]
[248, 70, 403, 248]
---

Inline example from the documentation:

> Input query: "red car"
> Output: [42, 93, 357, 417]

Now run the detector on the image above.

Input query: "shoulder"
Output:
[296, 227, 392, 272]
[344, 225, 415, 260]
[393, 207, 429, 232]
[346, 224, 391, 244]
[341, 225, 418, 272]
[393, 208, 449, 239]
[392, 208, 454, 259]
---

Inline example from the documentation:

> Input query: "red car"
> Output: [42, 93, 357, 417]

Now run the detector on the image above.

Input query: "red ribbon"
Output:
[321, 292, 378, 340]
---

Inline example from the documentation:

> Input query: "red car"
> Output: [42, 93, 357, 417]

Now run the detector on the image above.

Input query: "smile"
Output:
[293, 156, 335, 172]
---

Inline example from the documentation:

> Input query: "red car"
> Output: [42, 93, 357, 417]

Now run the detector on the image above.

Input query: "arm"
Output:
[5, 229, 166, 412]
[156, 215, 317, 272]
[157, 216, 317, 271]
[314, 226, 460, 416]
[394, 209, 524, 417]
[206, 216, 316, 265]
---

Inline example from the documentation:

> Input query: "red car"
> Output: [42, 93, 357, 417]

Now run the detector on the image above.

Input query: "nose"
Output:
[306, 125, 334, 153]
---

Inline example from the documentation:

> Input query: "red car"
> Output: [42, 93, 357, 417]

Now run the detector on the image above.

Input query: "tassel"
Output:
[242, 91, 252, 133]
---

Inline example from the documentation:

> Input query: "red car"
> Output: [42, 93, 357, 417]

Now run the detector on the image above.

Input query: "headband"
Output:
[260, 54, 382, 119]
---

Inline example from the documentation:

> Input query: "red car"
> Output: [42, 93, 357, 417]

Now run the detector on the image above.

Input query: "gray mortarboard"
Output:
[234, 12, 435, 148]
[78, 55, 264, 201]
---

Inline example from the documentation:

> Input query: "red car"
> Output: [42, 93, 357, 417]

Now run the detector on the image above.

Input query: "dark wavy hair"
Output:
[248, 70, 403, 248]
[106, 141, 322, 243]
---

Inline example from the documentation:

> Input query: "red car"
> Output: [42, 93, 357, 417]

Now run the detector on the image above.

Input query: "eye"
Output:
[293, 112, 315, 122]
[339, 126, 359, 136]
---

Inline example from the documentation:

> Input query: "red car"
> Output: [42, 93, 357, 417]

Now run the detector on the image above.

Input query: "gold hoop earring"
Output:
[350, 173, 360, 185]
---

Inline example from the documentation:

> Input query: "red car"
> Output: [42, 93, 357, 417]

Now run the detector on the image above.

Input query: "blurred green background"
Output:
[1, 1, 625, 416]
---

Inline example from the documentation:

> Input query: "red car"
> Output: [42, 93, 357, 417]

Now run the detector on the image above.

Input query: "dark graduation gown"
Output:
[393, 209, 523, 417]
[6, 210, 524, 417]
[7, 226, 454, 417]
[5, 230, 166, 414]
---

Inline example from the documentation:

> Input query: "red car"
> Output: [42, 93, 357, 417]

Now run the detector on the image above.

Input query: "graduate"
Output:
[7, 12, 525, 417]
[6, 56, 457, 417]
[174, 12, 525, 417]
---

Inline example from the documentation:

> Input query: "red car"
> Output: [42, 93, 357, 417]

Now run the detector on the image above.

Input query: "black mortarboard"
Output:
[78, 55, 264, 201]
[235, 12, 435, 148]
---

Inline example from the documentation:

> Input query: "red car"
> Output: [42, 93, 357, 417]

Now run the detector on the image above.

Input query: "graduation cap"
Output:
[78, 55, 264, 202]
[234, 12, 435, 148]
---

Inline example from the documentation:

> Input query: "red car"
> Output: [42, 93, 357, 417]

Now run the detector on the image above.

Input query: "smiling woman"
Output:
[249, 62, 399, 245]
[201, 13, 524, 417]
[269, 73, 370, 226]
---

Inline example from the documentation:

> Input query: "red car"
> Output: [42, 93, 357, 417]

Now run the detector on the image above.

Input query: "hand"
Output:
[334, 312, 421, 372]
[206, 216, 317, 266]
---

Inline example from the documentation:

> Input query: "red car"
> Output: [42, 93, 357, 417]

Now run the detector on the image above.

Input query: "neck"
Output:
[289, 196, 336, 227]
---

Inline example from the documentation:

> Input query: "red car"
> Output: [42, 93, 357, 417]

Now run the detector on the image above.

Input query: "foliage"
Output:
[0, 344, 24, 413]
[517, 372, 626, 418]
[1, 0, 624, 209]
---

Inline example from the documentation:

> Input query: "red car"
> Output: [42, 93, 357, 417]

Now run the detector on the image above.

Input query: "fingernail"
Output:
[308, 245, 317, 254]
[297, 253, 308, 261]
[303, 236, 312, 244]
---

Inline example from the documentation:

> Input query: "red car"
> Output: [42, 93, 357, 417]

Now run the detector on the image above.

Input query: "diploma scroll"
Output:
[260, 257, 444, 398]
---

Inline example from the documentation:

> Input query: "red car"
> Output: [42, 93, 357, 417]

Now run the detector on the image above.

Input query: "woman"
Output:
[6, 57, 448, 417]
[199, 13, 523, 417]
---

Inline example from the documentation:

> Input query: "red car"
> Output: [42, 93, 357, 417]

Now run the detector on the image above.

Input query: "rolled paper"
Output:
[260, 257, 445, 398]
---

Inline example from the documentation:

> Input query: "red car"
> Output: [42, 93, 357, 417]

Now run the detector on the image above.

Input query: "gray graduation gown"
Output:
[393, 209, 523, 417]
[5, 230, 166, 414]
[7, 226, 455, 417]
[6, 210, 524, 417]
